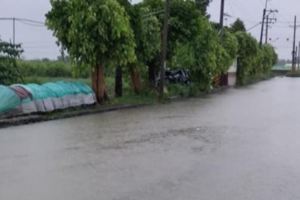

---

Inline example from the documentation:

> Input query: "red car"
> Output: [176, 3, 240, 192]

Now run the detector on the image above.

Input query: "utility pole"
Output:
[265, 15, 269, 44]
[296, 46, 298, 70]
[260, 0, 276, 47]
[0, 17, 44, 45]
[298, 41, 300, 70]
[159, 0, 170, 99]
[259, 8, 267, 46]
[220, 0, 225, 28]
[297, 41, 300, 70]
[292, 16, 297, 72]
[13, 17, 15, 45]
[265, 13, 277, 44]
[0, 17, 17, 45]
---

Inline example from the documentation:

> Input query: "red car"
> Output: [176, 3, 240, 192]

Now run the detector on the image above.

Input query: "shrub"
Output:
[235, 32, 277, 85]
[18, 60, 73, 78]
[0, 41, 23, 85]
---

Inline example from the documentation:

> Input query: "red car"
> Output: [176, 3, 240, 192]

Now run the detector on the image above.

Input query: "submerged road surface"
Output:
[1, 77, 300, 200]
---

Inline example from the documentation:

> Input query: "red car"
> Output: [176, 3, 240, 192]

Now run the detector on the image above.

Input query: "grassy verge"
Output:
[23, 76, 216, 102]
[286, 71, 300, 77]
[23, 76, 157, 105]
[109, 92, 157, 105]
[24, 76, 90, 85]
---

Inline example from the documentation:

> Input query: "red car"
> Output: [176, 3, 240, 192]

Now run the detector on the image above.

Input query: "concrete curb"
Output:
[0, 85, 243, 129]
[0, 104, 147, 129]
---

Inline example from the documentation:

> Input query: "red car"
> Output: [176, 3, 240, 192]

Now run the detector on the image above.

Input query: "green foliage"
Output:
[46, 0, 136, 68]
[221, 30, 239, 62]
[165, 0, 220, 90]
[110, 89, 157, 105]
[171, 42, 196, 69]
[235, 31, 258, 85]
[142, 0, 240, 91]
[23, 76, 90, 85]
[235, 32, 277, 85]
[119, 1, 161, 66]
[168, 0, 203, 52]
[43, 0, 277, 98]
[215, 30, 238, 76]
[0, 40, 23, 85]
[142, 0, 164, 13]
[132, 5, 161, 65]
[230, 18, 246, 33]
[171, 16, 237, 91]
[18, 60, 74, 78]
[167, 83, 202, 97]
[195, 0, 211, 15]
[191, 20, 220, 90]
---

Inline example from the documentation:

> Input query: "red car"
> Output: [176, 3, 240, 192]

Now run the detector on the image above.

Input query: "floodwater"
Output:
[1, 77, 300, 200]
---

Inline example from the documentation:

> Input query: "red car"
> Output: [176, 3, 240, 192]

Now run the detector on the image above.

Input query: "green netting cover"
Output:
[43, 81, 93, 96]
[0, 85, 21, 113]
[16, 81, 94, 100]
[17, 84, 56, 100]
[0, 81, 94, 115]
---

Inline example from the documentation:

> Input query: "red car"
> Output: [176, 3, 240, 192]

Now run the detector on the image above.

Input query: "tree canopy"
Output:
[46, 0, 136, 67]
[230, 18, 246, 33]
[195, 0, 211, 15]
[45, 0, 278, 99]
[46, 0, 137, 102]
[0, 40, 23, 85]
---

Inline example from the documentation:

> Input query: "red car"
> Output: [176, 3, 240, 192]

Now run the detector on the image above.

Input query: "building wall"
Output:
[227, 59, 237, 87]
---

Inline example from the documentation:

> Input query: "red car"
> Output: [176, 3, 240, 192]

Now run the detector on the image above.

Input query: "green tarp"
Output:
[0, 85, 21, 113]
[0, 81, 95, 115]
[15, 81, 94, 100]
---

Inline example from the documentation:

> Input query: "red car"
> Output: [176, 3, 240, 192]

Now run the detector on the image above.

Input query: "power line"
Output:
[247, 22, 262, 31]
[0, 17, 45, 25]
[18, 20, 45, 27]
[0, 17, 46, 44]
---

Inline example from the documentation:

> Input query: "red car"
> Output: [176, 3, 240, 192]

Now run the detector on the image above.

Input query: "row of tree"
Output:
[0, 40, 23, 85]
[45, 0, 277, 103]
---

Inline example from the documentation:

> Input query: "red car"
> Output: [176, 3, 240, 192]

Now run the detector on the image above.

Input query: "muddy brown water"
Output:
[1, 77, 300, 200]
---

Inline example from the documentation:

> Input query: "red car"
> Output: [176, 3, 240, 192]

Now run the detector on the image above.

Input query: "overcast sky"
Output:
[0, 0, 298, 60]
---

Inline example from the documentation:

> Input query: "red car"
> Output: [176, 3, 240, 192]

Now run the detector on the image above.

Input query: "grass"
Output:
[24, 76, 91, 85]
[167, 83, 204, 98]
[22, 76, 220, 107]
[286, 71, 300, 77]
[109, 92, 157, 105]
[23, 76, 157, 105]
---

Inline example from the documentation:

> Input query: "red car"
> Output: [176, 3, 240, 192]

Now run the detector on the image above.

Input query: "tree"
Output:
[230, 18, 246, 33]
[115, 0, 132, 96]
[46, 0, 136, 103]
[143, 0, 238, 90]
[219, 30, 238, 71]
[195, 0, 211, 15]
[0, 40, 23, 85]
[261, 44, 278, 74]
[235, 31, 260, 85]
[117, 0, 161, 92]
[132, 4, 161, 89]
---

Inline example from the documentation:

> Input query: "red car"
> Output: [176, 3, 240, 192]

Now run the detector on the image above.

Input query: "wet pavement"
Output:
[1, 77, 300, 200]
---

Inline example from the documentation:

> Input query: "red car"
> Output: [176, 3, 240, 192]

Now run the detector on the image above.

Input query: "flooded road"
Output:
[1, 77, 300, 200]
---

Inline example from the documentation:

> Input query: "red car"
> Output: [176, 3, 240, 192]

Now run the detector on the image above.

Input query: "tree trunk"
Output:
[148, 64, 156, 88]
[130, 66, 142, 94]
[115, 66, 123, 97]
[91, 67, 98, 95]
[147, 55, 160, 89]
[91, 64, 108, 104]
